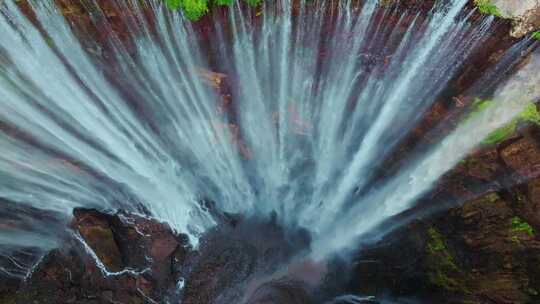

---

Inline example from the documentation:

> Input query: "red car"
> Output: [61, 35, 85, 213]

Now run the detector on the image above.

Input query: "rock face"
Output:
[0, 208, 188, 304]
[179, 215, 311, 304]
[490, 0, 540, 37]
[350, 124, 540, 304]
[0, 208, 313, 304]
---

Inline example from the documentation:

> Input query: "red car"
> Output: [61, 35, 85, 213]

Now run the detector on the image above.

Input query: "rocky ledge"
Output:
[0, 208, 189, 304]
[0, 205, 312, 304]
[488, 0, 540, 38]
[352, 123, 540, 304]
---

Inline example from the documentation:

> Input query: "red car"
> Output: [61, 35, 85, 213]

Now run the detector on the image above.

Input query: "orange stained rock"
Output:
[197, 68, 227, 90]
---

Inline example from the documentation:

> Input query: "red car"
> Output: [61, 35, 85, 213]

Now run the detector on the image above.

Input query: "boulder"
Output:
[1, 208, 189, 304]
[501, 134, 540, 179]
[490, 0, 540, 37]
[72, 209, 124, 272]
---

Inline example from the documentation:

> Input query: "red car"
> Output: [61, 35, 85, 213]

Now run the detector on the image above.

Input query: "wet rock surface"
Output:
[0, 208, 187, 304]
[490, 0, 540, 37]
[179, 215, 312, 304]
[349, 124, 540, 304]
[0, 208, 313, 304]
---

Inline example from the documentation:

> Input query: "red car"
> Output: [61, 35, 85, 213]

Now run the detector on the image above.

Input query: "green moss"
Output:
[429, 272, 465, 292]
[482, 121, 518, 145]
[511, 217, 535, 237]
[532, 31, 540, 41]
[165, 0, 262, 20]
[520, 103, 540, 124]
[427, 227, 448, 253]
[172, 0, 209, 20]
[426, 227, 469, 293]
[468, 99, 540, 145]
[474, 0, 502, 17]
[165, 0, 182, 9]
[243, 0, 262, 6]
[427, 228, 458, 270]
[468, 97, 493, 119]
[214, 0, 234, 5]
[484, 192, 499, 203]
[214, 0, 234, 6]
[467, 98, 513, 145]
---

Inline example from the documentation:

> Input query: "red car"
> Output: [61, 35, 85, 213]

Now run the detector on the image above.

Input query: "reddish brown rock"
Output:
[0, 208, 190, 304]
[501, 135, 540, 178]
[349, 120, 540, 302]
[352, 189, 540, 304]
[463, 148, 503, 181]
[150, 233, 179, 262]
[72, 209, 124, 272]
[523, 178, 540, 229]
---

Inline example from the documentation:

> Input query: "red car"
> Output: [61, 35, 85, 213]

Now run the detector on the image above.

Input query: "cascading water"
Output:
[0, 0, 539, 301]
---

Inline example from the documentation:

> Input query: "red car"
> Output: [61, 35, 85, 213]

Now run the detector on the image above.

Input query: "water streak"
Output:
[0, 0, 536, 276]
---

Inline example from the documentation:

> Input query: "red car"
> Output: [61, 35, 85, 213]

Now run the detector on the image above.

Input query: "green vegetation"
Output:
[165, 0, 262, 20]
[532, 31, 540, 41]
[165, 0, 183, 10]
[520, 102, 540, 124]
[510, 235, 521, 245]
[214, 0, 234, 5]
[511, 216, 535, 237]
[484, 192, 499, 203]
[166, 0, 209, 20]
[243, 0, 262, 6]
[469, 98, 492, 117]
[474, 0, 502, 17]
[426, 228, 469, 293]
[427, 227, 447, 253]
[468, 99, 540, 145]
[482, 121, 518, 145]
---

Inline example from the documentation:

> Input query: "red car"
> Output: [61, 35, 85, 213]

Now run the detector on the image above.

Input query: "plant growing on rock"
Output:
[511, 216, 535, 237]
[468, 99, 540, 145]
[243, 0, 262, 6]
[165, 0, 262, 20]
[425, 228, 469, 293]
[474, 0, 502, 17]
[165, 0, 209, 20]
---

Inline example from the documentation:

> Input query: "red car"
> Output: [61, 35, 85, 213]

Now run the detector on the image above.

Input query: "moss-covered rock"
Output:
[164, 0, 262, 20]
[511, 216, 535, 235]
[474, 0, 503, 17]
[467, 99, 540, 145]
[476, 0, 540, 37]
[425, 227, 469, 293]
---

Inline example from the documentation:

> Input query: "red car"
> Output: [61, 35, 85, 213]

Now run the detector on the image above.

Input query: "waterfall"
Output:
[0, 0, 536, 279]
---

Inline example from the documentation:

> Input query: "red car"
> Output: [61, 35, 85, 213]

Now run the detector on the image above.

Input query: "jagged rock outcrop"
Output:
[0, 208, 188, 304]
[351, 123, 540, 304]
[0, 207, 314, 304]
[489, 0, 540, 37]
